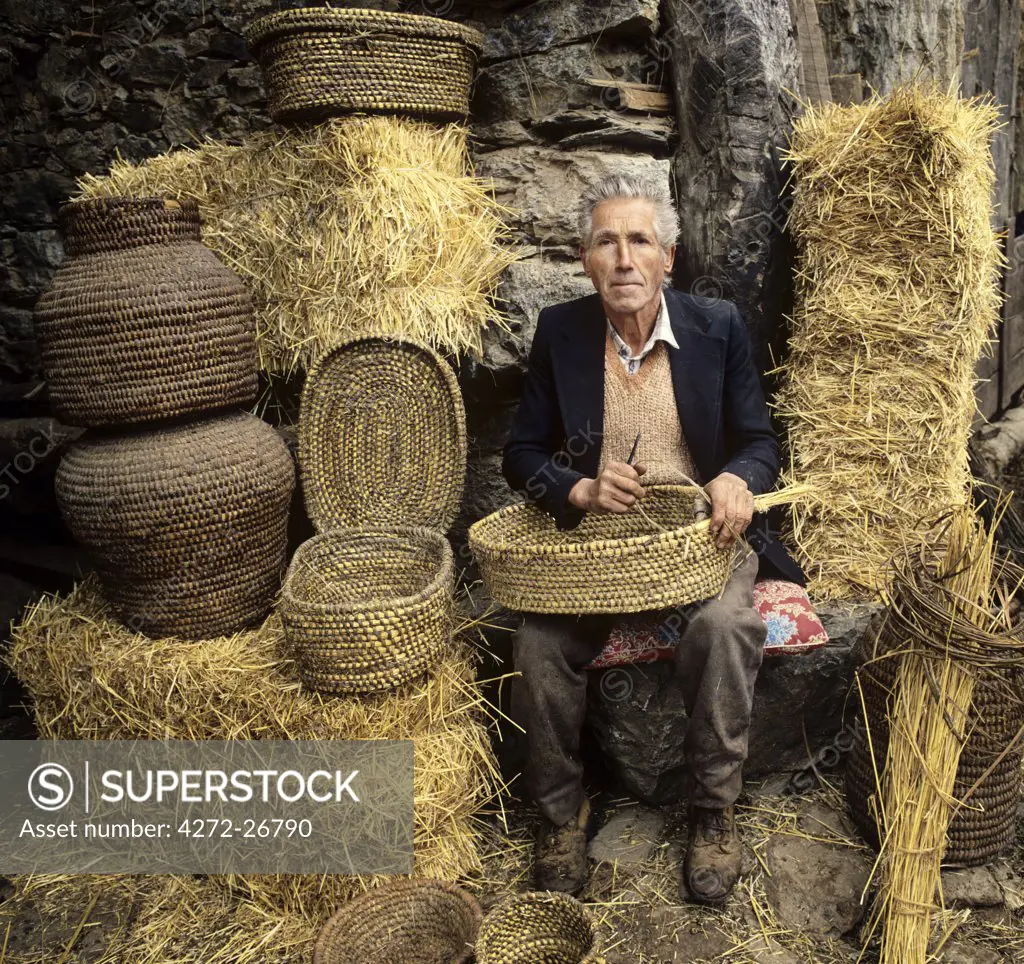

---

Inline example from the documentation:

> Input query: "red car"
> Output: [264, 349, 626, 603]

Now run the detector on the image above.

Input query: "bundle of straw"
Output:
[75, 116, 517, 374]
[859, 508, 1024, 962]
[777, 85, 1003, 599]
[7, 578, 502, 918]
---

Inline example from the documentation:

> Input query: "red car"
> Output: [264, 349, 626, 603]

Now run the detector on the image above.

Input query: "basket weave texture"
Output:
[281, 527, 455, 695]
[245, 7, 484, 123]
[312, 879, 481, 964]
[845, 612, 1024, 866]
[470, 486, 798, 614]
[56, 412, 295, 640]
[299, 336, 466, 533]
[34, 197, 257, 427]
[475, 892, 596, 964]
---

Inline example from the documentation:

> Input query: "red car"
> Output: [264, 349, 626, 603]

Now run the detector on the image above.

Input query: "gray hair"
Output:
[578, 174, 678, 250]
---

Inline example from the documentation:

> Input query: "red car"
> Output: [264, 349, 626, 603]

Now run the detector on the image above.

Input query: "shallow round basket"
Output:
[245, 7, 484, 123]
[280, 527, 454, 695]
[313, 879, 481, 964]
[476, 892, 596, 964]
[55, 412, 295, 640]
[35, 197, 257, 427]
[299, 336, 466, 533]
[470, 485, 767, 614]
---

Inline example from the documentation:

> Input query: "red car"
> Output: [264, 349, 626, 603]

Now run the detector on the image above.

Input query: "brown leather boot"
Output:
[684, 804, 742, 905]
[533, 797, 591, 895]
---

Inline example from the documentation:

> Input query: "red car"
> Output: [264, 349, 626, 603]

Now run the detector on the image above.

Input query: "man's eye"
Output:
[633, 237, 650, 245]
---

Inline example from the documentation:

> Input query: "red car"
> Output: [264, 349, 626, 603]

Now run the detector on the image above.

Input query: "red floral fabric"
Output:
[585, 578, 828, 670]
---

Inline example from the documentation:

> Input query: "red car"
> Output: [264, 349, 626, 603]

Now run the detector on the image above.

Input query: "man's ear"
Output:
[663, 243, 676, 272]
[580, 245, 590, 277]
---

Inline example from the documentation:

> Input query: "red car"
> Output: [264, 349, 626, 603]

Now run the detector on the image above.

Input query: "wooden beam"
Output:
[585, 78, 672, 114]
[789, 0, 833, 104]
[829, 72, 863, 105]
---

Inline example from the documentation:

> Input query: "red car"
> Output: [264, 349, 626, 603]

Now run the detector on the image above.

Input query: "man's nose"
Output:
[615, 240, 633, 269]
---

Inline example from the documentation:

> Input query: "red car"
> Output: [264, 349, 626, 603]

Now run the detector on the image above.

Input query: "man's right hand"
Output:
[568, 461, 647, 514]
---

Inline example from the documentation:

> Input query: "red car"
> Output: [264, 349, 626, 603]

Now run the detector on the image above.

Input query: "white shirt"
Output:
[606, 290, 678, 375]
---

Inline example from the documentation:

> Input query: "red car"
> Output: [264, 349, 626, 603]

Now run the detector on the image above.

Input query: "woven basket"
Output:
[299, 336, 466, 532]
[469, 485, 805, 614]
[312, 879, 481, 964]
[34, 197, 257, 427]
[280, 527, 454, 694]
[245, 7, 484, 123]
[56, 412, 295, 640]
[475, 892, 596, 964]
[845, 612, 1024, 866]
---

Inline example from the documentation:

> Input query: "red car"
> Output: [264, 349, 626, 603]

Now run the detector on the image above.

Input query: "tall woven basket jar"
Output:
[55, 412, 295, 640]
[34, 197, 258, 427]
[845, 613, 1024, 866]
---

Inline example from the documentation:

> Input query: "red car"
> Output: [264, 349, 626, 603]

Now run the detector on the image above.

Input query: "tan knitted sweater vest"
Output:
[597, 334, 701, 486]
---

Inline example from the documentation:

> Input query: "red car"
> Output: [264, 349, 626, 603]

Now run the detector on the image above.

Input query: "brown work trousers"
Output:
[510, 547, 765, 826]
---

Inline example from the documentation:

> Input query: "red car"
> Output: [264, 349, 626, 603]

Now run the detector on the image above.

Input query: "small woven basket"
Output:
[846, 611, 1024, 866]
[313, 879, 481, 964]
[245, 7, 484, 123]
[56, 412, 295, 640]
[281, 527, 455, 694]
[469, 485, 806, 614]
[34, 197, 257, 427]
[476, 892, 597, 964]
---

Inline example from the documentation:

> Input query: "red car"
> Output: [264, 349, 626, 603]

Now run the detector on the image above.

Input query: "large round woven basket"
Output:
[299, 336, 466, 533]
[280, 527, 454, 694]
[845, 612, 1024, 866]
[312, 879, 481, 964]
[245, 7, 484, 123]
[56, 412, 295, 640]
[475, 892, 597, 964]
[34, 197, 257, 427]
[469, 485, 803, 614]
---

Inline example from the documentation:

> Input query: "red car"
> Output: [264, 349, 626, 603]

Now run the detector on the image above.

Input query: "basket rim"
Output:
[477, 890, 594, 956]
[312, 878, 482, 964]
[469, 485, 716, 559]
[281, 526, 453, 615]
[298, 335, 467, 534]
[246, 6, 485, 52]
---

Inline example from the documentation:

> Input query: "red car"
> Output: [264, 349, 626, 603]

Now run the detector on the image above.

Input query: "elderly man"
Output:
[502, 175, 804, 904]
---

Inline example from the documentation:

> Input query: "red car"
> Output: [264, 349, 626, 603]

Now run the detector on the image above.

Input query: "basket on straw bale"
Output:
[845, 508, 1024, 963]
[469, 483, 810, 614]
[776, 85, 1003, 600]
[76, 116, 517, 374]
[280, 337, 466, 695]
[55, 411, 295, 640]
[475, 892, 598, 964]
[245, 7, 484, 124]
[34, 197, 257, 427]
[7, 578, 500, 919]
[312, 879, 481, 964]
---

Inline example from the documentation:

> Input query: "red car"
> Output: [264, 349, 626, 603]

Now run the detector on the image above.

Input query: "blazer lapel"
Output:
[664, 290, 726, 480]
[550, 293, 606, 477]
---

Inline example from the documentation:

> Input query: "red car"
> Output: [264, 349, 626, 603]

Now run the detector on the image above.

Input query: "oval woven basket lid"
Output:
[299, 336, 467, 533]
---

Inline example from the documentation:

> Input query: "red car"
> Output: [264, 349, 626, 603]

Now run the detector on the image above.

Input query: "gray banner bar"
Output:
[0, 740, 414, 874]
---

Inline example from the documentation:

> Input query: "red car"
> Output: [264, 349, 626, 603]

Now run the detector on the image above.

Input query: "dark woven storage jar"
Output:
[313, 879, 481, 964]
[55, 412, 295, 640]
[34, 197, 257, 427]
[845, 611, 1024, 867]
[245, 7, 484, 123]
[475, 892, 597, 964]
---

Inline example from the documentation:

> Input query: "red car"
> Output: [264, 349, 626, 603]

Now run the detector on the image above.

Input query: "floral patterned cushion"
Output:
[584, 579, 827, 670]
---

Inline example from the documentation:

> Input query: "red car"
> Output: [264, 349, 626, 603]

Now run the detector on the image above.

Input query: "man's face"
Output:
[581, 197, 675, 316]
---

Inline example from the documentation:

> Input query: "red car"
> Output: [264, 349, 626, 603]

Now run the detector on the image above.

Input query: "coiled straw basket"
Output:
[245, 7, 484, 123]
[469, 484, 808, 614]
[282, 336, 465, 694]
[475, 892, 599, 964]
[34, 197, 257, 427]
[56, 412, 295, 640]
[313, 880, 481, 964]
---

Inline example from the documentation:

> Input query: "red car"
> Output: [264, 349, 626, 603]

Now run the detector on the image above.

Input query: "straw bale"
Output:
[776, 85, 1004, 599]
[75, 116, 518, 374]
[7, 578, 502, 918]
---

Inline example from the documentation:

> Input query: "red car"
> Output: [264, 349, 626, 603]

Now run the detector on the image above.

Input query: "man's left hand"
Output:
[705, 472, 754, 549]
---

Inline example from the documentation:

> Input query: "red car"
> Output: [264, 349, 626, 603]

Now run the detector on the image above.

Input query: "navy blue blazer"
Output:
[501, 286, 805, 586]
